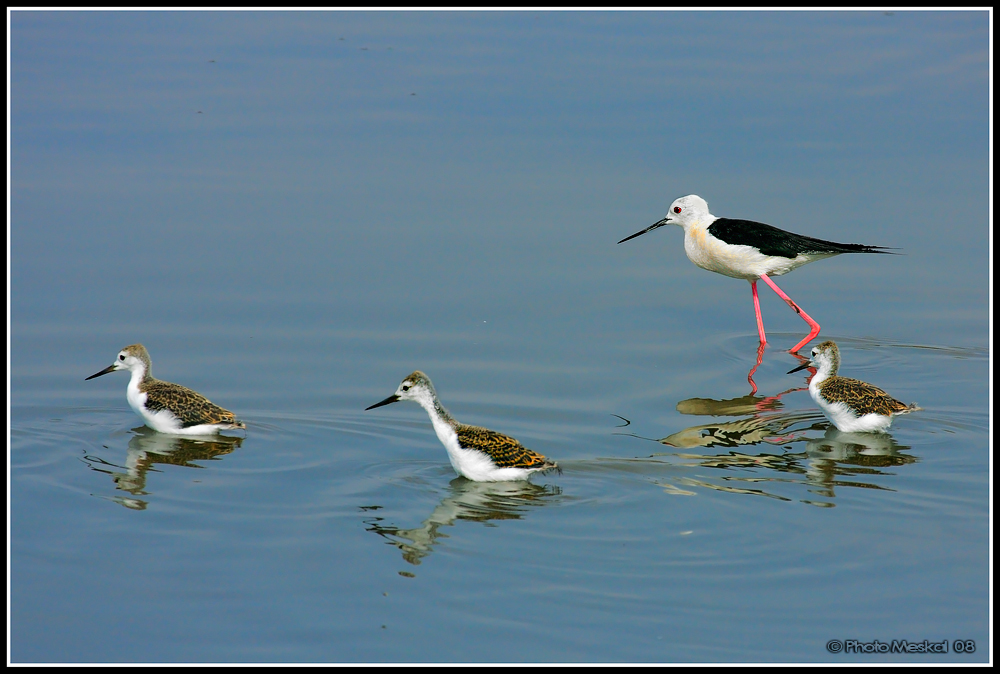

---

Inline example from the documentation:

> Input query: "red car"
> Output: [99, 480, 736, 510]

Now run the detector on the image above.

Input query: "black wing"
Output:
[708, 218, 894, 259]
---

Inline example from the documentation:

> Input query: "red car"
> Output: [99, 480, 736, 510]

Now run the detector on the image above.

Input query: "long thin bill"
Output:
[85, 364, 116, 381]
[617, 218, 668, 244]
[365, 394, 401, 411]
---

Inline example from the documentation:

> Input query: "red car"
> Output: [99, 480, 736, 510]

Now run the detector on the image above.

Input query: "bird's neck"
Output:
[809, 369, 831, 390]
[129, 365, 155, 392]
[679, 214, 717, 237]
[809, 360, 837, 388]
[417, 394, 457, 428]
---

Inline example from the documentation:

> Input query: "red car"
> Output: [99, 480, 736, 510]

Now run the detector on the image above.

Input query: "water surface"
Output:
[10, 10, 990, 663]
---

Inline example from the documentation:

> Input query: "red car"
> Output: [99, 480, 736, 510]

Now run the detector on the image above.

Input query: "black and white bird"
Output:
[86, 344, 245, 435]
[788, 341, 919, 432]
[366, 371, 558, 482]
[618, 195, 894, 353]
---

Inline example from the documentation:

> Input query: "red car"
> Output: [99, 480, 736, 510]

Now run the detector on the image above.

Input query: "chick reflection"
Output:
[83, 426, 243, 509]
[641, 393, 914, 504]
[659, 393, 821, 449]
[798, 427, 916, 501]
[364, 478, 561, 567]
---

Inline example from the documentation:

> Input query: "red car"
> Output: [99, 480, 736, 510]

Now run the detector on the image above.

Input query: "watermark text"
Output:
[825, 639, 976, 654]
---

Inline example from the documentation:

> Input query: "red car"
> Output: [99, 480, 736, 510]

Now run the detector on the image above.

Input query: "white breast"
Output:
[809, 379, 892, 433]
[684, 225, 834, 280]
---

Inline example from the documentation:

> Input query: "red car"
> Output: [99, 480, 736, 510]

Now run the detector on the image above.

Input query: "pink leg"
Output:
[758, 273, 821, 353]
[750, 280, 767, 344]
[746, 340, 766, 395]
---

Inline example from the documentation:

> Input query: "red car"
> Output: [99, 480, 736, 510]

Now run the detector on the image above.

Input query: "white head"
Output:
[366, 370, 438, 411]
[788, 340, 841, 377]
[808, 341, 841, 376]
[618, 194, 713, 243]
[662, 195, 711, 227]
[86, 343, 152, 381]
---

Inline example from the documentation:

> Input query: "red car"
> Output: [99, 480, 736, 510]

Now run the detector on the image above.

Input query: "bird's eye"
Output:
[402, 385, 410, 391]
[119, 355, 125, 361]
[673, 206, 682, 214]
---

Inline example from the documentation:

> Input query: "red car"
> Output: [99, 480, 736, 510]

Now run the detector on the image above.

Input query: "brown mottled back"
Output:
[142, 380, 244, 429]
[818, 377, 914, 417]
[456, 424, 556, 470]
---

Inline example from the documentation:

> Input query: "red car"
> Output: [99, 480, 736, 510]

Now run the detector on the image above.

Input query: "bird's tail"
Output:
[542, 460, 562, 476]
[824, 242, 899, 255]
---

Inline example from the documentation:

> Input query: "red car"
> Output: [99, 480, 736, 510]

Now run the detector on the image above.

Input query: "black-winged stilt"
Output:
[86, 344, 245, 435]
[366, 371, 558, 482]
[788, 341, 919, 432]
[618, 195, 894, 353]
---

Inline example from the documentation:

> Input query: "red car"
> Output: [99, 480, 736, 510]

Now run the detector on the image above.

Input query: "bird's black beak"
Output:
[787, 361, 813, 375]
[365, 394, 401, 411]
[618, 217, 669, 244]
[85, 364, 116, 381]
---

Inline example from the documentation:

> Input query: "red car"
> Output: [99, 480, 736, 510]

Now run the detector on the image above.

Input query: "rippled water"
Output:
[11, 10, 990, 664]
[11, 323, 989, 662]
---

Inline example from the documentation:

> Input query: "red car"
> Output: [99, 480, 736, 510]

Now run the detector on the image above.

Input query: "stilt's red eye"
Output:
[673, 206, 682, 214]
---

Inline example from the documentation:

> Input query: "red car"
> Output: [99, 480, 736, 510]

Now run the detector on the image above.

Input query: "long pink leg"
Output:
[748, 282, 766, 395]
[750, 280, 767, 344]
[746, 340, 766, 395]
[758, 273, 821, 353]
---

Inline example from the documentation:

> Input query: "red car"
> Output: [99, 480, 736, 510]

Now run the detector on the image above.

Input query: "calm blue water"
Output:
[10, 10, 990, 663]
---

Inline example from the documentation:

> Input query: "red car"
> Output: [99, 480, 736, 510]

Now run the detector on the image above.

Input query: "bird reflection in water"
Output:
[626, 391, 915, 504]
[748, 343, 815, 395]
[363, 478, 561, 569]
[82, 426, 243, 509]
[796, 427, 917, 502]
[659, 392, 817, 449]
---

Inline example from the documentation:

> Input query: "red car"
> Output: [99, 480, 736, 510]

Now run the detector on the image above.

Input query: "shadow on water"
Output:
[362, 478, 562, 572]
[81, 426, 244, 510]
